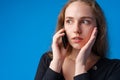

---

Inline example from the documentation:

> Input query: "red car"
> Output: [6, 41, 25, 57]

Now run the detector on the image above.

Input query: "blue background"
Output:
[0, 0, 120, 80]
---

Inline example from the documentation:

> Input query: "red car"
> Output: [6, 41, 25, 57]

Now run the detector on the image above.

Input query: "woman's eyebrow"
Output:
[65, 17, 74, 20]
[81, 16, 95, 20]
[65, 16, 95, 20]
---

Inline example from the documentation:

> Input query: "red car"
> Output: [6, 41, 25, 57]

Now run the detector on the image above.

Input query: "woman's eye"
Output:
[81, 20, 90, 25]
[66, 20, 73, 24]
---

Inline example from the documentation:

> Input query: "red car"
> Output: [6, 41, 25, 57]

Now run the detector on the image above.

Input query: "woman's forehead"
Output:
[65, 1, 94, 19]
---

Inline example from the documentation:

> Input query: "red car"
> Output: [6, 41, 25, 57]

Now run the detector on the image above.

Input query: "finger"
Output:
[85, 27, 97, 48]
[53, 29, 65, 44]
[56, 28, 65, 35]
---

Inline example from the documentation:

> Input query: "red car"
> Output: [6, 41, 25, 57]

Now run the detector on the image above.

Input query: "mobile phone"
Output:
[62, 32, 68, 49]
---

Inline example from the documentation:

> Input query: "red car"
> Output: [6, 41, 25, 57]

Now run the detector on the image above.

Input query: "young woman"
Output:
[35, 0, 120, 80]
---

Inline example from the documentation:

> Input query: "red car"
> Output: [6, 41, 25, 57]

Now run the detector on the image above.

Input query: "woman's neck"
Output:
[68, 49, 79, 61]
[67, 49, 100, 70]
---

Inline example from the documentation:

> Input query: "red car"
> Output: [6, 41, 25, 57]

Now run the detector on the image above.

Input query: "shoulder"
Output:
[101, 58, 120, 72]
[40, 51, 53, 64]
[41, 51, 53, 61]
[35, 51, 53, 80]
[103, 58, 120, 66]
[108, 58, 120, 69]
[103, 58, 120, 79]
[97, 57, 120, 72]
[96, 58, 120, 79]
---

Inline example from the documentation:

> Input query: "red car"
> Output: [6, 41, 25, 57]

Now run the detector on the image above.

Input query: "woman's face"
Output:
[64, 1, 97, 49]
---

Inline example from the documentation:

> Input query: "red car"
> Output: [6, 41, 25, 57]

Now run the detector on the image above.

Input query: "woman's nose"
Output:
[73, 22, 82, 34]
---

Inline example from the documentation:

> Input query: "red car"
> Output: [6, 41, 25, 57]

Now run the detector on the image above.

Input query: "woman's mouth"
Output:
[72, 37, 83, 43]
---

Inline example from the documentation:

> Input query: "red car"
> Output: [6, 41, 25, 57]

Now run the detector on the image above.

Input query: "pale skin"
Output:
[50, 1, 100, 80]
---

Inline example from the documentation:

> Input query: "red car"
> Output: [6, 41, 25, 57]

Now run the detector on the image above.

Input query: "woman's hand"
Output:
[75, 27, 98, 75]
[50, 28, 68, 73]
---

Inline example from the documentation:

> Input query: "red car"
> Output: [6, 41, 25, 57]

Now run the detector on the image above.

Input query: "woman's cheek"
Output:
[85, 28, 94, 42]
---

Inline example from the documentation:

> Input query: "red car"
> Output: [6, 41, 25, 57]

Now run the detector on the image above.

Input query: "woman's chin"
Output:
[72, 44, 83, 50]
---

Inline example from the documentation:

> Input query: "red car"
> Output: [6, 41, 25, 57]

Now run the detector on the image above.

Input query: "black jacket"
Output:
[35, 52, 120, 80]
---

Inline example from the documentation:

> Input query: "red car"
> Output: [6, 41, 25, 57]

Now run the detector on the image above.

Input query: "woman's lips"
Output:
[72, 37, 83, 43]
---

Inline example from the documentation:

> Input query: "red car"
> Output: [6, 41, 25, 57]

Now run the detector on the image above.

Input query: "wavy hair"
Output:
[54, 0, 108, 57]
